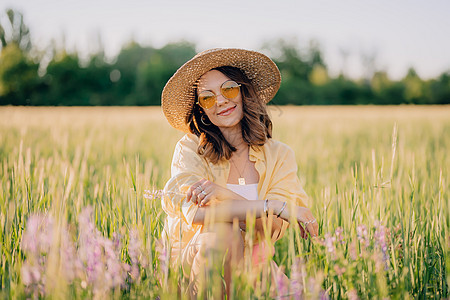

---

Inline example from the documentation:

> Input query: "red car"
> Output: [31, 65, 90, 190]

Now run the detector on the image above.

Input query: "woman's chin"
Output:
[212, 111, 243, 130]
[214, 118, 242, 130]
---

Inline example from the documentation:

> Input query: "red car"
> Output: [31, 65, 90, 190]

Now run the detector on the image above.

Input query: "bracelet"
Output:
[264, 199, 269, 217]
[276, 202, 287, 218]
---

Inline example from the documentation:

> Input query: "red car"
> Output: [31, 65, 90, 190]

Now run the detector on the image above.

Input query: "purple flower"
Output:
[356, 224, 369, 249]
[20, 208, 132, 296]
[59, 227, 83, 282]
[324, 233, 336, 259]
[128, 229, 143, 280]
[333, 265, 346, 276]
[374, 221, 390, 270]
[21, 262, 41, 286]
[348, 289, 359, 300]
[275, 265, 288, 298]
[22, 215, 54, 255]
[77, 206, 129, 293]
[112, 232, 122, 251]
[335, 227, 344, 244]
[308, 277, 329, 299]
[290, 258, 305, 299]
[155, 238, 169, 286]
[349, 240, 358, 261]
[20, 214, 54, 297]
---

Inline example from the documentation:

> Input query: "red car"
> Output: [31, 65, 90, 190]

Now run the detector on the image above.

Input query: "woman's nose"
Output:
[216, 94, 229, 106]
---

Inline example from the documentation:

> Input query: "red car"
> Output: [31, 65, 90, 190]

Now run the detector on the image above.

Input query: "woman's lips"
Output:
[218, 106, 236, 116]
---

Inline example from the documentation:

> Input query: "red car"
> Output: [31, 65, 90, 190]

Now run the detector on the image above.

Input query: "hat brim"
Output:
[161, 48, 281, 132]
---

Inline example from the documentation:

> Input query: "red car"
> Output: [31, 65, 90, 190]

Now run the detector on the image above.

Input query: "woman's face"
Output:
[197, 70, 244, 130]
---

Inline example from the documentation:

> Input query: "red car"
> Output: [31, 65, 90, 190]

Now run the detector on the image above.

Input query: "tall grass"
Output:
[0, 106, 448, 299]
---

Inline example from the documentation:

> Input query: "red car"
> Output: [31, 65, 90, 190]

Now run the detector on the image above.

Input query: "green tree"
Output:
[44, 52, 90, 105]
[0, 43, 39, 105]
[402, 68, 424, 104]
[112, 42, 157, 104]
[371, 71, 405, 104]
[84, 52, 114, 105]
[134, 42, 196, 105]
[266, 40, 326, 105]
[429, 71, 450, 104]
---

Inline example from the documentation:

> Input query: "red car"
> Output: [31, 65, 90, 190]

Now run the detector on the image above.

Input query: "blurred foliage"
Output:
[0, 8, 449, 106]
[0, 8, 31, 52]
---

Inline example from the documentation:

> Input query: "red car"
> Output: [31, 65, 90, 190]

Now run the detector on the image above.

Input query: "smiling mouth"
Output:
[218, 106, 236, 116]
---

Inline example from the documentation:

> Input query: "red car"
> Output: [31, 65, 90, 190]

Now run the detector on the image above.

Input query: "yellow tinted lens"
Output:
[221, 81, 240, 99]
[198, 91, 216, 109]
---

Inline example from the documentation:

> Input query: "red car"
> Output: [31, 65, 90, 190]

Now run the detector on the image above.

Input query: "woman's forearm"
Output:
[192, 199, 284, 225]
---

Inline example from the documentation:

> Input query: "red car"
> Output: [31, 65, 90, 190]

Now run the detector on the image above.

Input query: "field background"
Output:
[0, 105, 449, 299]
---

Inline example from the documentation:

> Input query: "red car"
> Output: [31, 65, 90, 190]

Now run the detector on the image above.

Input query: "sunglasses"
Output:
[196, 80, 241, 109]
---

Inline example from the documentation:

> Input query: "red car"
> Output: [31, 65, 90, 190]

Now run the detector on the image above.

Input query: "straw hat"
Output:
[161, 48, 281, 132]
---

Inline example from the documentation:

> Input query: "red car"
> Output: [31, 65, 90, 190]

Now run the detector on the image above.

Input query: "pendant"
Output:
[238, 178, 246, 185]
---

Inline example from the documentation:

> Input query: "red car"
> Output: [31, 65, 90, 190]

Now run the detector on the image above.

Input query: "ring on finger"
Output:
[201, 190, 207, 196]
[304, 219, 317, 226]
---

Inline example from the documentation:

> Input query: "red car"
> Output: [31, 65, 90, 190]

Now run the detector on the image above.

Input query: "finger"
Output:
[193, 184, 207, 204]
[197, 191, 206, 202]
[297, 222, 307, 239]
[187, 179, 207, 202]
[199, 179, 210, 189]
[187, 185, 199, 202]
[194, 179, 208, 201]
[186, 188, 192, 202]
[312, 222, 319, 237]
[197, 178, 207, 187]
[306, 221, 318, 238]
[192, 189, 203, 204]
[199, 194, 211, 207]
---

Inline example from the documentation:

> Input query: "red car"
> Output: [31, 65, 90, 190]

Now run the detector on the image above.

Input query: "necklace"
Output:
[230, 147, 249, 185]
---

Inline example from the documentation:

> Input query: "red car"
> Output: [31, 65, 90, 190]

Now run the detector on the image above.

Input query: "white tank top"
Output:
[226, 183, 259, 200]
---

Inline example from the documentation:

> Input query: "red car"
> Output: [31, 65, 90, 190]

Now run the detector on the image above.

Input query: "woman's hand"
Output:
[187, 179, 241, 207]
[275, 202, 318, 238]
[293, 206, 319, 238]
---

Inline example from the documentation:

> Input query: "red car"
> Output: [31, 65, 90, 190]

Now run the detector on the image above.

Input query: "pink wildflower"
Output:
[77, 207, 129, 293]
[155, 238, 169, 286]
[290, 257, 305, 299]
[275, 265, 288, 298]
[21, 214, 54, 297]
[348, 289, 359, 300]
[349, 240, 358, 260]
[324, 233, 336, 260]
[356, 224, 369, 249]
[374, 221, 390, 270]
[335, 227, 344, 244]
[308, 277, 329, 299]
[128, 229, 142, 280]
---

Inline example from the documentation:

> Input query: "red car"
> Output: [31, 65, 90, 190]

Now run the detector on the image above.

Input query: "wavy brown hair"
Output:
[187, 66, 273, 164]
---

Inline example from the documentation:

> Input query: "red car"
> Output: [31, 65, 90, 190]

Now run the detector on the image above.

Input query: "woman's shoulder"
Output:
[175, 133, 199, 150]
[262, 138, 295, 157]
[171, 133, 207, 172]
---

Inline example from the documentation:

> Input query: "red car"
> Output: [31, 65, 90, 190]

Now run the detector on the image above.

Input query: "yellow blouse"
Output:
[161, 133, 309, 263]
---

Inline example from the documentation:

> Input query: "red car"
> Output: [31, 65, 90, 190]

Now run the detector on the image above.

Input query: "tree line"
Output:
[0, 9, 449, 106]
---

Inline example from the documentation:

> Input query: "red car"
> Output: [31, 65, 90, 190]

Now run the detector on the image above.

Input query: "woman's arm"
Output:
[192, 199, 267, 224]
[192, 198, 319, 237]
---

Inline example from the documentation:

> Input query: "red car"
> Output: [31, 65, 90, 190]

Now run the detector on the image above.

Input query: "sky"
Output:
[1, 0, 450, 80]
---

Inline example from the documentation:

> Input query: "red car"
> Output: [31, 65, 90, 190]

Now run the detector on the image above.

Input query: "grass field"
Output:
[0, 105, 448, 299]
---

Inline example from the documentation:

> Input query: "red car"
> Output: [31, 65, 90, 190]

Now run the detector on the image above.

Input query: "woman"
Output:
[161, 48, 319, 297]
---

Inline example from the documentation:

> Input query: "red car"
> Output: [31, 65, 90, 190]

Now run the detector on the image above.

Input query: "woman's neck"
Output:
[220, 124, 247, 153]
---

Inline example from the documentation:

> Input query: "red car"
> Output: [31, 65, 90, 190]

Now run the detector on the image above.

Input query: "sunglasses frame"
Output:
[196, 80, 242, 109]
